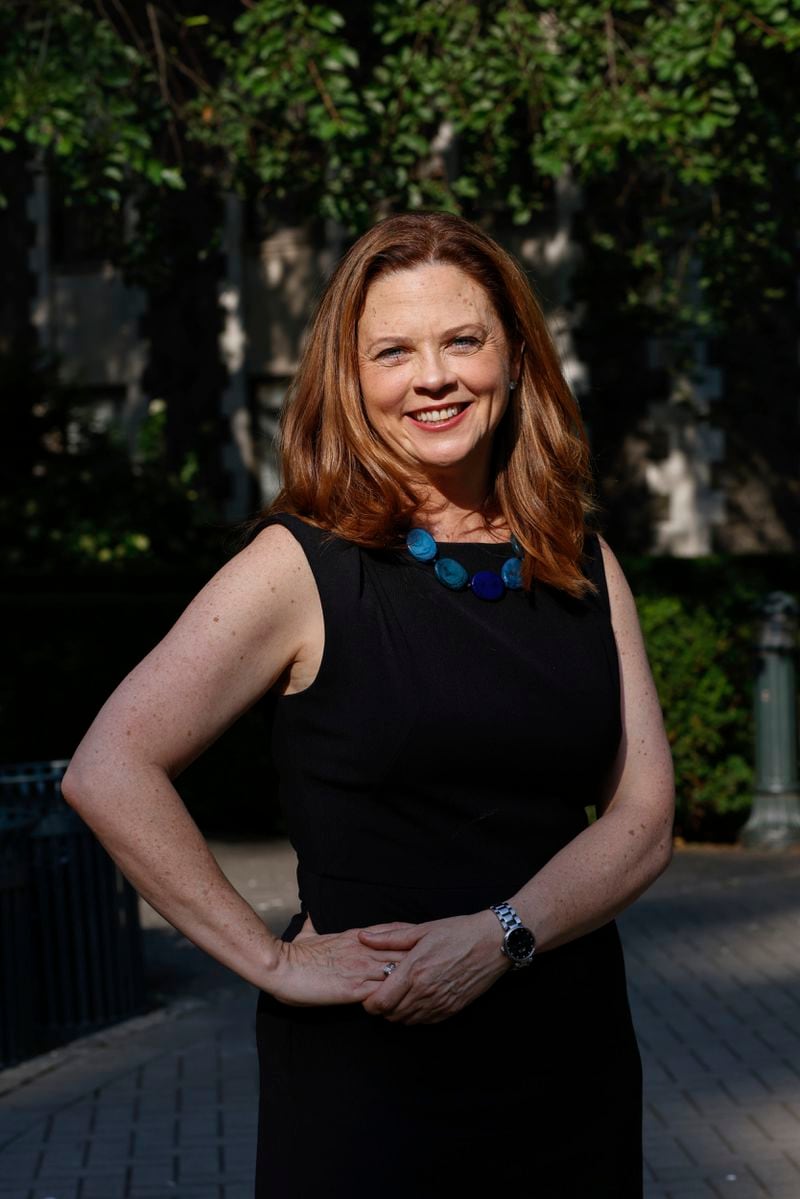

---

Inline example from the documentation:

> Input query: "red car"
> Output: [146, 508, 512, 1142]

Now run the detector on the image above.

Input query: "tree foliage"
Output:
[2, 0, 797, 325]
[0, 346, 225, 576]
[0, 2, 179, 198]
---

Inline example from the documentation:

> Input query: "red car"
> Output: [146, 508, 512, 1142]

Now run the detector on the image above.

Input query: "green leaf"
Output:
[160, 167, 186, 190]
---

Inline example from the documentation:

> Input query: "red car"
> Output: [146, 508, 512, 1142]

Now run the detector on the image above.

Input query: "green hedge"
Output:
[2, 552, 797, 841]
[624, 551, 797, 840]
[638, 594, 753, 841]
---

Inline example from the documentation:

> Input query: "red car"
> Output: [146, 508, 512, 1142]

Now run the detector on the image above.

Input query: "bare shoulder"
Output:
[596, 533, 659, 677]
[595, 534, 675, 818]
[595, 532, 651, 691]
[170, 519, 322, 688]
[212, 521, 315, 602]
[242, 520, 309, 567]
[595, 534, 639, 641]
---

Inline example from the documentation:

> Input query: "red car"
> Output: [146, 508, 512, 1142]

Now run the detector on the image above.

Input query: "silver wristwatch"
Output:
[490, 901, 536, 969]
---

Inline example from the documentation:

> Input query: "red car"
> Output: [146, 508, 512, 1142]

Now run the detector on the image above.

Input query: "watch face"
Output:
[506, 926, 536, 963]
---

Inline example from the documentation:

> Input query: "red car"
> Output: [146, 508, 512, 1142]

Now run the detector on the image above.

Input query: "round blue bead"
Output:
[434, 558, 469, 590]
[501, 557, 524, 590]
[406, 528, 438, 562]
[470, 570, 505, 601]
[510, 534, 524, 559]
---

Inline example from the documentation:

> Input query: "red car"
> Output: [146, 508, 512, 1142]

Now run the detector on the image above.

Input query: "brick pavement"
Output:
[0, 841, 798, 1198]
[0, 993, 257, 1199]
[621, 846, 800, 1199]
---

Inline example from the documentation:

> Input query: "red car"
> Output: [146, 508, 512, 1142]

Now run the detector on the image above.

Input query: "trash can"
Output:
[0, 761, 146, 1056]
[0, 807, 38, 1067]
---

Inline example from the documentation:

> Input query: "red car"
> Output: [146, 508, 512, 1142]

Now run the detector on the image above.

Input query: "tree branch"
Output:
[306, 57, 344, 127]
[169, 54, 212, 95]
[103, 0, 149, 58]
[740, 8, 793, 46]
[147, 3, 171, 110]
[146, 3, 183, 164]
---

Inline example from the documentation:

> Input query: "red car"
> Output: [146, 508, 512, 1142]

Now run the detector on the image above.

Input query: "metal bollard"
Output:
[740, 591, 800, 850]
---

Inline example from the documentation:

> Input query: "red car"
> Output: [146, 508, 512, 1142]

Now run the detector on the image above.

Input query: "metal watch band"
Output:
[490, 901, 535, 969]
[490, 901, 523, 935]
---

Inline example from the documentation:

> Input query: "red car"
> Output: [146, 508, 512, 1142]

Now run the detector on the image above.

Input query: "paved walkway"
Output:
[626, 846, 800, 1199]
[1, 841, 799, 1198]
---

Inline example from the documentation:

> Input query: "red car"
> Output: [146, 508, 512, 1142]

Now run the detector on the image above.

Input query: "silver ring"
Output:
[382, 961, 397, 977]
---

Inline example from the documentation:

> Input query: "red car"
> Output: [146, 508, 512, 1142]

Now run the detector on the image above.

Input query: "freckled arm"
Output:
[60, 526, 315, 990]
[507, 537, 675, 950]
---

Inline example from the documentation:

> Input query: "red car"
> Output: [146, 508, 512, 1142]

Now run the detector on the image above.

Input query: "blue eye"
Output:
[452, 336, 480, 349]
[377, 346, 406, 360]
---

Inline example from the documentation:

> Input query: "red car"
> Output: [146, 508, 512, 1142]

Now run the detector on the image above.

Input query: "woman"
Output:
[62, 212, 674, 1197]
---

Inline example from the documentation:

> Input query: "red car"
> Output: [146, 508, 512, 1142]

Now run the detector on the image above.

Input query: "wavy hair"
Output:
[248, 212, 598, 596]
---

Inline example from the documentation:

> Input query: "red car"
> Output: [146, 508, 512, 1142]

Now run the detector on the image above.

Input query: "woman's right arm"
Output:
[61, 524, 402, 1004]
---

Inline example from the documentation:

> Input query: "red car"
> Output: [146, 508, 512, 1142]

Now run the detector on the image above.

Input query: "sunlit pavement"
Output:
[622, 845, 800, 1199]
[1, 841, 799, 1198]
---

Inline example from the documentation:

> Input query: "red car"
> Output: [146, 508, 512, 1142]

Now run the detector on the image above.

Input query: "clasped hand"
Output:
[358, 910, 507, 1025]
[268, 915, 409, 1008]
[268, 911, 507, 1024]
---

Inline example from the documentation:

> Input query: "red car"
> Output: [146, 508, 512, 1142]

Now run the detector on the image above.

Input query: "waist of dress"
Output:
[265, 903, 627, 1038]
[297, 863, 548, 934]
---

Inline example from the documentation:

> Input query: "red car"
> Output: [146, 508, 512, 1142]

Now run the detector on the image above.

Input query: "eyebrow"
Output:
[362, 323, 489, 353]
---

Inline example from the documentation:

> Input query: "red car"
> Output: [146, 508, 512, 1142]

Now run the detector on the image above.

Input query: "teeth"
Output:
[414, 405, 461, 423]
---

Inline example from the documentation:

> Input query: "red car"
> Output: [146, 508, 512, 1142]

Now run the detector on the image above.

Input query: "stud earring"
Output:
[509, 380, 517, 391]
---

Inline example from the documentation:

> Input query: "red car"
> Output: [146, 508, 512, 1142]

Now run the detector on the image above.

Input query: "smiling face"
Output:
[357, 263, 516, 488]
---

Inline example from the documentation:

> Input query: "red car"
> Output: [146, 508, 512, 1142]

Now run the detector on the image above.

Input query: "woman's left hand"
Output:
[357, 910, 509, 1024]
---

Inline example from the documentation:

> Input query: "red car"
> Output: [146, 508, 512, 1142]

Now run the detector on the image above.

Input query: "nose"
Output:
[412, 348, 457, 397]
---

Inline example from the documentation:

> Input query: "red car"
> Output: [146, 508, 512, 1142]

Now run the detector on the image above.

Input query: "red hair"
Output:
[249, 212, 598, 596]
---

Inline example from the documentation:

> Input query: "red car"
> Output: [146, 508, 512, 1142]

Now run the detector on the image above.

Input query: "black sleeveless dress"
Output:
[253, 516, 642, 1198]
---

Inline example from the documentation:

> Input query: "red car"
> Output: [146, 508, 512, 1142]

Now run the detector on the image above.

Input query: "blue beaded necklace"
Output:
[405, 528, 525, 601]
